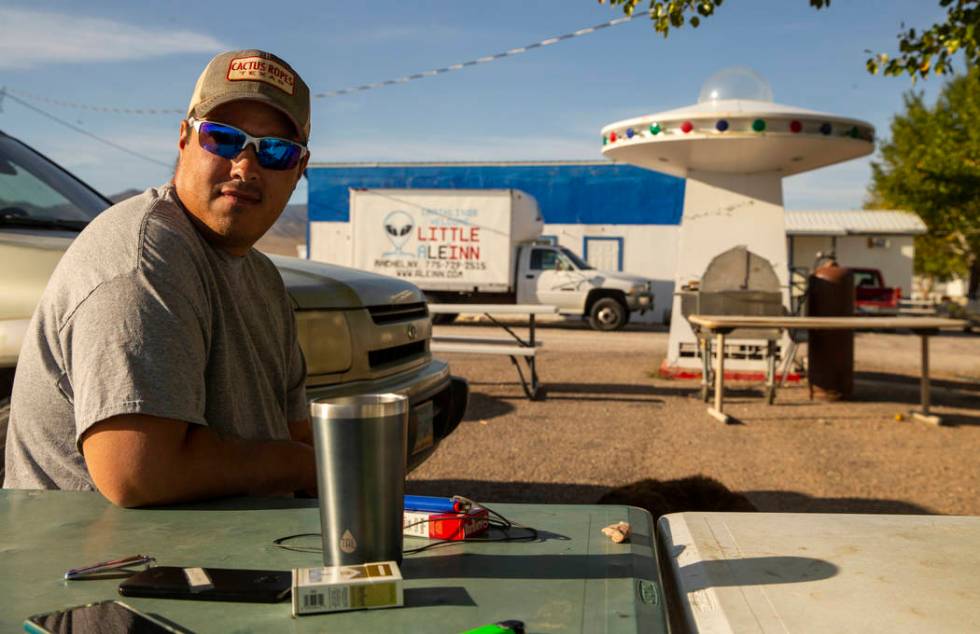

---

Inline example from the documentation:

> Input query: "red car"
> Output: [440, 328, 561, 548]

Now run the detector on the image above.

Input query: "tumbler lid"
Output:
[310, 393, 408, 419]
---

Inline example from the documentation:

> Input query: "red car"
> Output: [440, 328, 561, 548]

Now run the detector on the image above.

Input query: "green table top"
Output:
[0, 490, 667, 633]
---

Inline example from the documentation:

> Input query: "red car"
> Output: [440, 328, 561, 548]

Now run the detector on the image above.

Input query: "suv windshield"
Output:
[0, 133, 110, 228]
[560, 246, 594, 270]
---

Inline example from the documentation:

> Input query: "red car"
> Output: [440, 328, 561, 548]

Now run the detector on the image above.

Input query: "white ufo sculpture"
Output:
[601, 67, 875, 376]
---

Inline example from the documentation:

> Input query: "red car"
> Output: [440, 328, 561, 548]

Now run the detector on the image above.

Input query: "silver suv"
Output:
[0, 130, 467, 479]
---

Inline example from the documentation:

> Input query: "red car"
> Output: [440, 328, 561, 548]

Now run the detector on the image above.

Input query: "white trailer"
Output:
[325, 188, 655, 331]
[350, 188, 540, 293]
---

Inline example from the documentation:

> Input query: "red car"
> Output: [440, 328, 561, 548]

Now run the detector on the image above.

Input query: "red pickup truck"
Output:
[852, 268, 901, 315]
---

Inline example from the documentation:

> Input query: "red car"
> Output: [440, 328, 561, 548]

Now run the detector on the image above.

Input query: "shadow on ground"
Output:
[461, 392, 516, 423]
[405, 478, 935, 518]
[446, 319, 668, 333]
[467, 380, 688, 403]
[856, 370, 980, 394]
[745, 490, 934, 514]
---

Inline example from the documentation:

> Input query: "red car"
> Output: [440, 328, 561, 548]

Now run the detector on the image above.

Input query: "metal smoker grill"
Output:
[677, 246, 785, 402]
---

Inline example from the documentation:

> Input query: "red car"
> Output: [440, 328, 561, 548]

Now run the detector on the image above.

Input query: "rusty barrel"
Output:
[807, 262, 854, 400]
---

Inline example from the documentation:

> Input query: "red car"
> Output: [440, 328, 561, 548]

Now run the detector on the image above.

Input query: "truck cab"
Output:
[852, 267, 901, 315]
[517, 242, 655, 330]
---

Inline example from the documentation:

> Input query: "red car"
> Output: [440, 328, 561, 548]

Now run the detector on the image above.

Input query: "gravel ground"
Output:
[408, 319, 980, 516]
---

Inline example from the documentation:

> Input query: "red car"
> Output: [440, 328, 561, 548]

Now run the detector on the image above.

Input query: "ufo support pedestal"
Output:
[601, 68, 874, 381]
[666, 170, 790, 375]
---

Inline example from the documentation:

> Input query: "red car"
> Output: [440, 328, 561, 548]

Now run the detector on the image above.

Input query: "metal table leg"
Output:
[510, 354, 540, 400]
[699, 336, 711, 402]
[485, 311, 543, 400]
[765, 340, 777, 404]
[707, 331, 732, 424]
[779, 335, 798, 388]
[911, 331, 941, 425]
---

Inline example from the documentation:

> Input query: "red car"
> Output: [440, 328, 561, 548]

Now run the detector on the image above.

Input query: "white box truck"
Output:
[345, 188, 655, 331]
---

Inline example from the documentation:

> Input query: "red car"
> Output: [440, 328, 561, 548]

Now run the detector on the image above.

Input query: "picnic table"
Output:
[687, 315, 968, 425]
[428, 304, 558, 399]
[0, 490, 667, 633]
[659, 511, 980, 633]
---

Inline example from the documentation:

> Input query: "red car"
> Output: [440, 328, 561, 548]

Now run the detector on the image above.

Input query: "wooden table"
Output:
[0, 490, 667, 633]
[428, 304, 558, 399]
[687, 315, 968, 425]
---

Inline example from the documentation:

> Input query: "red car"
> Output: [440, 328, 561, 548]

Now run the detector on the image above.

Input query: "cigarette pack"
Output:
[403, 506, 490, 540]
[292, 561, 403, 616]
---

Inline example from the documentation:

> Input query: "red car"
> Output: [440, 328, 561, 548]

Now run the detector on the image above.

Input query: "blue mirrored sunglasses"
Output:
[188, 117, 308, 171]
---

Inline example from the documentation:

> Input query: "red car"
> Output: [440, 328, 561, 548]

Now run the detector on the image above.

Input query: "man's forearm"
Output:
[82, 416, 317, 507]
[170, 425, 318, 503]
[288, 418, 314, 446]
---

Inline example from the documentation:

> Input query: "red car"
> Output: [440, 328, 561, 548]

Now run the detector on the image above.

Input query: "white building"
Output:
[306, 162, 928, 322]
[786, 210, 926, 297]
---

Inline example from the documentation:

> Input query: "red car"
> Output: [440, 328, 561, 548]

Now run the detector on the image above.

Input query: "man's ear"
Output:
[294, 153, 310, 186]
[178, 120, 191, 150]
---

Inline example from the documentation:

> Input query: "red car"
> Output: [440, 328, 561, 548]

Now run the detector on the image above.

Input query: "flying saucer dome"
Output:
[698, 66, 774, 104]
[601, 67, 874, 178]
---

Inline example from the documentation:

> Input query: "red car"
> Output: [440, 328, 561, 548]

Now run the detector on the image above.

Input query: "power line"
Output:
[4, 10, 650, 115]
[3, 87, 182, 115]
[1, 89, 171, 168]
[312, 10, 650, 98]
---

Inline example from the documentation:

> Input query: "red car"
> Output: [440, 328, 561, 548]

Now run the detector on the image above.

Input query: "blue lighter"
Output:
[404, 495, 470, 513]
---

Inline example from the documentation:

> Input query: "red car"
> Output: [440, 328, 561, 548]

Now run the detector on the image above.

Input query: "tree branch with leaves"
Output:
[868, 67, 980, 298]
[598, 0, 978, 79]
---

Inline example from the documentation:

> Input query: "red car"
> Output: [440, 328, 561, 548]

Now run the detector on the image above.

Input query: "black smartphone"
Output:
[118, 566, 291, 603]
[24, 599, 187, 633]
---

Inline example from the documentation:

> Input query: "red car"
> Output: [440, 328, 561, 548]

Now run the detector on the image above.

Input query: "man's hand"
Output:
[80, 414, 317, 508]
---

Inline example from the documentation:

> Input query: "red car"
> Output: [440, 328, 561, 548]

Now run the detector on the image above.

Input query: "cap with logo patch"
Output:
[186, 49, 310, 142]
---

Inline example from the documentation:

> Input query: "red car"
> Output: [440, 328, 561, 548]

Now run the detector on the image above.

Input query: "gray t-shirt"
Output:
[3, 184, 307, 490]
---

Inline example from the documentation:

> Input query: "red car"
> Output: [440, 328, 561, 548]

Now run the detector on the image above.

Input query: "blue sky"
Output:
[0, 1, 956, 209]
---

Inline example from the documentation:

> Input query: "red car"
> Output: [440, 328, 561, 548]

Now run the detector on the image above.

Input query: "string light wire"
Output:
[3, 10, 650, 115]
[1, 89, 171, 169]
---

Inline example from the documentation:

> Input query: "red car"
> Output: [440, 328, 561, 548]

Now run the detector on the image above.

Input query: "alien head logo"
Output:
[383, 210, 414, 256]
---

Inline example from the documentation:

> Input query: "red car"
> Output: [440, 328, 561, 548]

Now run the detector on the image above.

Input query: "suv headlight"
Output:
[295, 310, 353, 375]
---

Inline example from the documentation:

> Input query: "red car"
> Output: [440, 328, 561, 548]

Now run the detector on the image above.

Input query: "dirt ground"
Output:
[408, 319, 980, 517]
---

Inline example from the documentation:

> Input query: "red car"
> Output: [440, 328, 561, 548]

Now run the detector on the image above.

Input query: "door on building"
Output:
[583, 237, 623, 272]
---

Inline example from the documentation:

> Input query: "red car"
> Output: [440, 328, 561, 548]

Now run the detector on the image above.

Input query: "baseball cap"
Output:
[186, 50, 311, 143]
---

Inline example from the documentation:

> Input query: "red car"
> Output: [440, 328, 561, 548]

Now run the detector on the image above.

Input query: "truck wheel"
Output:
[431, 313, 458, 325]
[588, 298, 627, 331]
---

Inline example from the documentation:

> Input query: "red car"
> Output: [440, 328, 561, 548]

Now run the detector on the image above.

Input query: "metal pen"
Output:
[64, 554, 155, 580]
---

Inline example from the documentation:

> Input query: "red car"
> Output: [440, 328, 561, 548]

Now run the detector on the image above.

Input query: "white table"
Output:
[658, 512, 980, 633]
[428, 304, 558, 399]
[687, 315, 967, 425]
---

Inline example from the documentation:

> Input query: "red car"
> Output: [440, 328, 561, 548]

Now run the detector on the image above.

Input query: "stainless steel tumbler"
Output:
[310, 393, 408, 566]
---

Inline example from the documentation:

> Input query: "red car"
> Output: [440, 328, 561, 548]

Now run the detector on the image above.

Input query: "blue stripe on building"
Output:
[307, 162, 685, 226]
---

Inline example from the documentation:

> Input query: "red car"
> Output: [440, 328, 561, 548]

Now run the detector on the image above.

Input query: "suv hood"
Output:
[268, 255, 425, 310]
[0, 229, 424, 316]
[0, 229, 76, 321]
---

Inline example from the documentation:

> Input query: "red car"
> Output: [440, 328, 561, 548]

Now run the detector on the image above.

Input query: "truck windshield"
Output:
[853, 270, 880, 287]
[0, 134, 110, 228]
[559, 247, 594, 270]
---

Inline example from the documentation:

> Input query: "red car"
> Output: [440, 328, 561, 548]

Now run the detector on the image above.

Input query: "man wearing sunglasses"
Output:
[4, 51, 317, 506]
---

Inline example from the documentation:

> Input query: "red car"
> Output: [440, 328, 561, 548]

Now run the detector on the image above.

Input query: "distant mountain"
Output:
[257, 203, 306, 257]
[268, 203, 306, 240]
